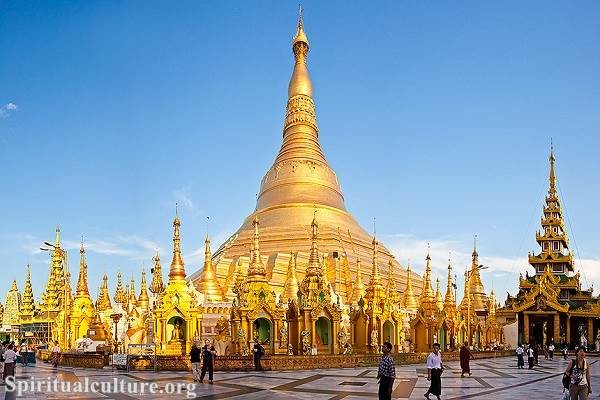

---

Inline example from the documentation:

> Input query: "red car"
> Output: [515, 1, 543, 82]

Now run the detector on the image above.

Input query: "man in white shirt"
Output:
[516, 344, 524, 369]
[527, 344, 535, 369]
[548, 343, 555, 360]
[424, 343, 443, 400]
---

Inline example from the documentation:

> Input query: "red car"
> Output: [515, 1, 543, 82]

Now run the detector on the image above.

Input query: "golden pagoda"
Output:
[114, 272, 127, 305]
[138, 270, 150, 313]
[150, 252, 165, 295]
[497, 148, 600, 349]
[20, 266, 35, 323]
[2, 280, 21, 327]
[152, 209, 202, 355]
[190, 10, 421, 305]
[401, 264, 419, 314]
[68, 242, 96, 348]
[95, 274, 112, 312]
[195, 235, 225, 302]
[280, 252, 299, 305]
[231, 216, 287, 354]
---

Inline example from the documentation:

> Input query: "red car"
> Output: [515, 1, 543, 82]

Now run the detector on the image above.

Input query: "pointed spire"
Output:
[96, 274, 112, 312]
[402, 264, 418, 312]
[420, 246, 435, 301]
[281, 252, 299, 304]
[128, 277, 137, 308]
[306, 212, 322, 276]
[472, 234, 478, 260]
[114, 272, 127, 304]
[435, 277, 444, 312]
[76, 240, 90, 296]
[138, 270, 150, 312]
[21, 265, 34, 315]
[370, 236, 381, 284]
[352, 258, 366, 303]
[444, 259, 455, 307]
[169, 205, 186, 280]
[549, 141, 557, 196]
[197, 234, 225, 301]
[248, 216, 266, 278]
[150, 252, 164, 294]
[288, 5, 313, 99]
[55, 226, 61, 247]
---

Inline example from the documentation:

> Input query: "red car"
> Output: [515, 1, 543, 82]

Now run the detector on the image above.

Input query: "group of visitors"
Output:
[190, 338, 266, 384]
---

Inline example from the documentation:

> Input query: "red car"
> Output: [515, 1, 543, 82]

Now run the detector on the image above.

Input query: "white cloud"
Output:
[173, 186, 202, 217]
[0, 102, 18, 119]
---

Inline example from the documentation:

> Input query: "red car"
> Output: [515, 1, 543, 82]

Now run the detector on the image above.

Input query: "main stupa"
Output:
[190, 13, 422, 302]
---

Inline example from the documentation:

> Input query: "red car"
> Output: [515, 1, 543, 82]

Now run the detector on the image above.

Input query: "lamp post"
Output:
[110, 313, 123, 353]
[466, 264, 488, 346]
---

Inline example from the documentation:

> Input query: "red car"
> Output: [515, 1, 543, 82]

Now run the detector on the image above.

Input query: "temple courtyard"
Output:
[1, 355, 597, 399]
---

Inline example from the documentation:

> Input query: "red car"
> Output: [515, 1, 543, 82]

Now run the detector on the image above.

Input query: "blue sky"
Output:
[1, 1, 599, 304]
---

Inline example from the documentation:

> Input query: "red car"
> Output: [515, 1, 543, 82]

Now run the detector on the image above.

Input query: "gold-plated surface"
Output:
[191, 11, 421, 304]
[195, 235, 225, 302]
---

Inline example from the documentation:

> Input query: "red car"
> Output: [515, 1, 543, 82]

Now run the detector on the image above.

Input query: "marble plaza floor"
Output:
[1, 356, 597, 399]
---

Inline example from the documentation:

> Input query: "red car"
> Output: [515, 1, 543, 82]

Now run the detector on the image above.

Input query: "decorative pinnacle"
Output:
[549, 142, 557, 195]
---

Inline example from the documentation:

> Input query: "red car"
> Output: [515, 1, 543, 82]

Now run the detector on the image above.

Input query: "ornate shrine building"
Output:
[496, 149, 600, 349]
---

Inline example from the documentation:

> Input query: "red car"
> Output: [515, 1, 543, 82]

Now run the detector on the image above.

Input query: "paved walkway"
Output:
[0, 356, 597, 399]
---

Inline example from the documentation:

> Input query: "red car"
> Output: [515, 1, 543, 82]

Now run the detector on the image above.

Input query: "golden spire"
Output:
[306, 212, 322, 276]
[549, 141, 557, 196]
[21, 265, 34, 315]
[114, 272, 127, 304]
[281, 252, 299, 304]
[435, 277, 444, 312]
[402, 264, 418, 312]
[76, 240, 90, 297]
[248, 216, 266, 278]
[138, 270, 150, 312]
[352, 258, 366, 303]
[128, 277, 137, 308]
[444, 259, 455, 307]
[420, 247, 435, 301]
[168, 205, 187, 280]
[369, 236, 381, 284]
[467, 237, 488, 312]
[288, 5, 312, 99]
[385, 259, 400, 302]
[96, 274, 112, 312]
[150, 252, 164, 294]
[55, 226, 61, 247]
[197, 234, 225, 301]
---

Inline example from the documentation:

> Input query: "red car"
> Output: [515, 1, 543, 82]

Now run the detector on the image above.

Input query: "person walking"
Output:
[564, 346, 592, 400]
[548, 343, 555, 360]
[376, 341, 395, 400]
[527, 344, 535, 369]
[516, 345, 524, 369]
[20, 342, 29, 366]
[563, 345, 569, 360]
[424, 343, 443, 400]
[533, 343, 539, 365]
[189, 342, 202, 382]
[253, 339, 265, 371]
[199, 339, 216, 384]
[3, 344, 16, 382]
[51, 341, 60, 369]
[459, 341, 474, 377]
